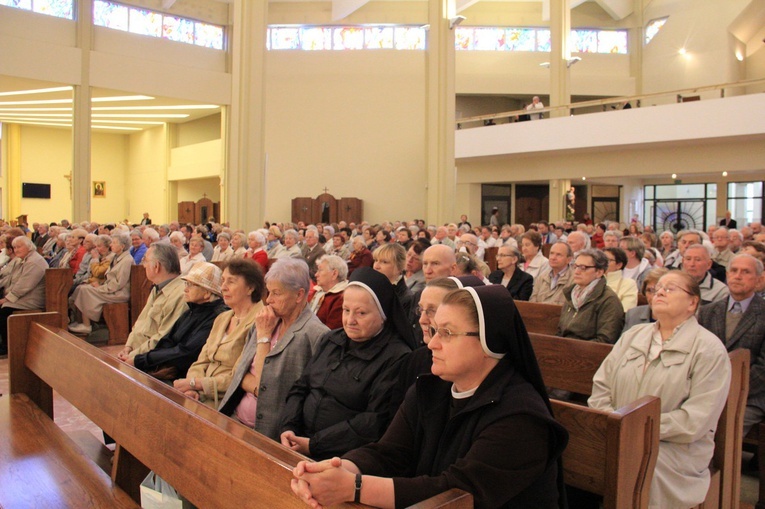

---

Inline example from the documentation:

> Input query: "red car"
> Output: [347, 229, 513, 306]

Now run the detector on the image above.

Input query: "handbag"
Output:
[140, 471, 195, 509]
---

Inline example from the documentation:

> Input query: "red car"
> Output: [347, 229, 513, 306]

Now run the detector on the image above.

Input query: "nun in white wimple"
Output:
[290, 284, 569, 509]
[279, 267, 413, 460]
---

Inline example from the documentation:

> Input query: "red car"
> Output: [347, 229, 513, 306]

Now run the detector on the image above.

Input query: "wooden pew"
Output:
[530, 332, 750, 509]
[515, 301, 563, 336]
[45, 267, 73, 329]
[484, 246, 498, 272]
[103, 265, 152, 345]
[5, 312, 473, 509]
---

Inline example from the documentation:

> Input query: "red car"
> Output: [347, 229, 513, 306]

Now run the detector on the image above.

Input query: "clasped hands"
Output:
[290, 457, 356, 509]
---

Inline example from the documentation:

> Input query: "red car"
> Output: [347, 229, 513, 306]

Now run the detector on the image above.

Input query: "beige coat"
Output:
[186, 302, 262, 406]
[127, 276, 188, 357]
[605, 270, 638, 312]
[529, 266, 572, 305]
[72, 250, 133, 322]
[589, 317, 731, 508]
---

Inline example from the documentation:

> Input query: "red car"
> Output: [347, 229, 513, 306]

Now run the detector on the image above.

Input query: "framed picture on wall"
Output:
[93, 181, 106, 198]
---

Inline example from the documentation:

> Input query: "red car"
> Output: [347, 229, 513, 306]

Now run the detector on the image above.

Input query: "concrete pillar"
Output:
[549, 0, 571, 118]
[72, 0, 93, 222]
[425, 0, 457, 225]
[549, 179, 571, 222]
[224, 0, 268, 231]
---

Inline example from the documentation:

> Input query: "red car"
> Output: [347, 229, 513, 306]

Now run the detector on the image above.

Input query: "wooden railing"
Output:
[456, 77, 765, 128]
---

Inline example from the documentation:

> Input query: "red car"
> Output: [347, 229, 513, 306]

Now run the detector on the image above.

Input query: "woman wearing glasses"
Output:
[557, 249, 624, 344]
[589, 271, 731, 508]
[488, 245, 533, 301]
[289, 284, 568, 508]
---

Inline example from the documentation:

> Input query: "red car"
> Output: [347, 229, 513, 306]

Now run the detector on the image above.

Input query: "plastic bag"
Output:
[140, 471, 193, 509]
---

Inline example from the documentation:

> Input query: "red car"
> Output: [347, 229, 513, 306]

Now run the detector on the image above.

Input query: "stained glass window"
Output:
[645, 17, 667, 44]
[394, 27, 426, 50]
[300, 27, 331, 50]
[455, 27, 474, 51]
[0, 0, 32, 9]
[364, 27, 393, 49]
[129, 8, 162, 37]
[271, 27, 300, 50]
[571, 29, 598, 53]
[505, 28, 535, 51]
[94, 0, 128, 31]
[164, 16, 194, 44]
[598, 30, 627, 54]
[92, 1, 224, 50]
[536, 29, 551, 52]
[195, 22, 223, 49]
[1, 0, 73, 19]
[334, 27, 364, 50]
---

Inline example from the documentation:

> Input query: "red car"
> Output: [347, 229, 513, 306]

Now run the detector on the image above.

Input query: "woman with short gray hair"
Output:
[309, 255, 349, 329]
[218, 257, 329, 440]
[212, 232, 234, 262]
[69, 233, 134, 335]
[180, 236, 206, 275]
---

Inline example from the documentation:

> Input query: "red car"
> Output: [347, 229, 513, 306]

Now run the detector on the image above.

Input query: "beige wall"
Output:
[126, 126, 168, 224]
[264, 51, 427, 223]
[18, 126, 72, 223]
[92, 132, 128, 223]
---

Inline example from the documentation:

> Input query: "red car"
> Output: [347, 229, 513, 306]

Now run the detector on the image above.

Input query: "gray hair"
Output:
[143, 228, 160, 241]
[318, 254, 349, 281]
[217, 232, 231, 242]
[188, 236, 205, 248]
[149, 243, 181, 274]
[112, 232, 131, 250]
[619, 236, 645, 259]
[730, 253, 764, 276]
[678, 229, 702, 244]
[94, 235, 112, 248]
[576, 248, 609, 271]
[130, 229, 142, 239]
[284, 229, 299, 242]
[603, 230, 622, 241]
[248, 231, 266, 245]
[265, 258, 311, 294]
[684, 243, 712, 259]
[729, 229, 744, 241]
[12, 236, 35, 250]
[169, 231, 186, 244]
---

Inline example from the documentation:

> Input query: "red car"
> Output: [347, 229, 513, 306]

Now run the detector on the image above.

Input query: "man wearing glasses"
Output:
[557, 248, 624, 344]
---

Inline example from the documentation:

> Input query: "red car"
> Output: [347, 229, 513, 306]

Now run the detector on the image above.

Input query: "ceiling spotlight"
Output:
[735, 51, 744, 62]
[581, 177, 586, 181]
[449, 15, 466, 30]
[671, 173, 677, 179]
[722, 171, 728, 177]
[678, 48, 686, 55]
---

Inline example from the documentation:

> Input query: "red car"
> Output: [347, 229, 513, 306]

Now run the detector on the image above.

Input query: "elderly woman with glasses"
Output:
[589, 271, 731, 508]
[622, 268, 669, 333]
[520, 230, 550, 281]
[488, 245, 533, 301]
[557, 248, 624, 344]
[290, 285, 568, 509]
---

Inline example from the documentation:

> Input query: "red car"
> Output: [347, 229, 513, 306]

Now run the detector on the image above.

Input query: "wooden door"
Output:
[515, 185, 549, 228]
[292, 198, 315, 224]
[338, 198, 363, 224]
[178, 201, 195, 224]
[313, 193, 337, 225]
[196, 198, 214, 224]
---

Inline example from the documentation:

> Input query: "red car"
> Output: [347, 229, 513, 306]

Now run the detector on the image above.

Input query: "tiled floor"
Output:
[0, 350, 760, 507]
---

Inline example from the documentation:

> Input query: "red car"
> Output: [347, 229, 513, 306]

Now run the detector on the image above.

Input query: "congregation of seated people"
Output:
[3, 211, 765, 508]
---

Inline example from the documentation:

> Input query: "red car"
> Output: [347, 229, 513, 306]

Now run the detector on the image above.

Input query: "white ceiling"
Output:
[0, 76, 221, 135]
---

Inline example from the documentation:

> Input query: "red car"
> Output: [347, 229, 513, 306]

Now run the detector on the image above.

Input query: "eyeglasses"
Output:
[644, 286, 656, 294]
[496, 253, 516, 258]
[573, 264, 597, 271]
[654, 283, 693, 296]
[416, 306, 437, 318]
[428, 326, 480, 340]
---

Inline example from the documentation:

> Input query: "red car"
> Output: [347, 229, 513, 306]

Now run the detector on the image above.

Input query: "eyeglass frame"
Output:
[428, 325, 480, 340]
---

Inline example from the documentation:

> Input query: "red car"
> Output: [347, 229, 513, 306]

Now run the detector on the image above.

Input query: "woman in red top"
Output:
[347, 236, 373, 276]
[243, 230, 268, 272]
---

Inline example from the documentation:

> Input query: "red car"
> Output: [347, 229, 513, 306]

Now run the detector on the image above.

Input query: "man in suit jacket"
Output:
[719, 210, 737, 229]
[301, 228, 325, 279]
[698, 253, 765, 434]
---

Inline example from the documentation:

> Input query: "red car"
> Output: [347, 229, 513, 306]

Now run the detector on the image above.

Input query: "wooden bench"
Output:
[102, 265, 152, 345]
[515, 301, 562, 336]
[5, 312, 473, 509]
[484, 246, 498, 272]
[45, 267, 73, 329]
[530, 332, 750, 509]
[743, 423, 765, 509]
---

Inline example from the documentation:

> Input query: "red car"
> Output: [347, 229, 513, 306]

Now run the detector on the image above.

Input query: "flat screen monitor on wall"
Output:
[22, 183, 51, 199]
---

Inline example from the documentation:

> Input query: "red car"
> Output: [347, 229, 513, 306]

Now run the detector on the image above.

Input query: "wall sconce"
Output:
[449, 16, 466, 30]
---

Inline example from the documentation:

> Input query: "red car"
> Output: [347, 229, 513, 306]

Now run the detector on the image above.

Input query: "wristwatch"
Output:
[257, 337, 270, 344]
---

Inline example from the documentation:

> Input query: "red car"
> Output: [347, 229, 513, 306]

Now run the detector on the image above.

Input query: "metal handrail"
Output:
[456, 77, 765, 127]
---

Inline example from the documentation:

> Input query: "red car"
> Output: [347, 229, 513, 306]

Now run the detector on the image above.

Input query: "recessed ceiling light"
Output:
[722, 171, 728, 177]
[672, 173, 677, 179]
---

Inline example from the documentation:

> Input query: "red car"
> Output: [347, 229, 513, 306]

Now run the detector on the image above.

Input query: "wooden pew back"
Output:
[553, 396, 660, 509]
[515, 301, 563, 336]
[9, 313, 472, 509]
[44, 267, 73, 329]
[529, 333, 749, 509]
[129, 264, 152, 328]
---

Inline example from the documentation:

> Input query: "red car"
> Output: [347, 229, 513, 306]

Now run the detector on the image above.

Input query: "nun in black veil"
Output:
[279, 267, 414, 460]
[290, 284, 568, 509]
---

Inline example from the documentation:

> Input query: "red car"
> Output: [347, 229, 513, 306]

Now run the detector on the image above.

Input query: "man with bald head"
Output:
[430, 226, 455, 249]
[566, 231, 588, 257]
[682, 244, 729, 304]
[530, 241, 573, 305]
[458, 233, 484, 261]
[712, 227, 734, 268]
[422, 245, 457, 282]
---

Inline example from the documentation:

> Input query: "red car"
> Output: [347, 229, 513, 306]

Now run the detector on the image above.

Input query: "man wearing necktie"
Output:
[698, 254, 765, 434]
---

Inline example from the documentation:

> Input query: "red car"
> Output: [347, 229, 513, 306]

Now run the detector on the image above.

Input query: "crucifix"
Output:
[63, 172, 72, 199]
[322, 187, 330, 194]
